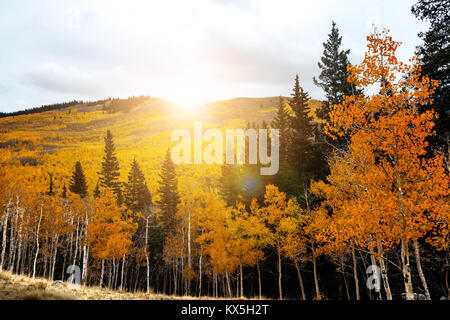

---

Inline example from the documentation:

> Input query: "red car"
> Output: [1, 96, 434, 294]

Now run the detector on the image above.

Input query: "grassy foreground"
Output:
[0, 270, 211, 300]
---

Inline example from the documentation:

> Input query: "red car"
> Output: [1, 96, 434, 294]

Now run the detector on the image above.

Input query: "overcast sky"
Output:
[0, 0, 427, 112]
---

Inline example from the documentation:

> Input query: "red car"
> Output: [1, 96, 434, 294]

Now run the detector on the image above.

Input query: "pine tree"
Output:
[69, 161, 88, 198]
[62, 183, 67, 199]
[313, 21, 356, 121]
[156, 149, 180, 235]
[98, 130, 121, 198]
[219, 164, 242, 207]
[93, 180, 100, 198]
[288, 74, 315, 184]
[47, 173, 54, 196]
[125, 158, 152, 213]
[271, 96, 290, 163]
[412, 0, 450, 153]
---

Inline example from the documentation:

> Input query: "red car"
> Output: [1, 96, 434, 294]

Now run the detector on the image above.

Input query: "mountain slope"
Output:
[0, 96, 322, 196]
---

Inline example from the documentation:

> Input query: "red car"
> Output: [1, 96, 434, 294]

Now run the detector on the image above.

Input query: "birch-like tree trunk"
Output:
[401, 239, 415, 300]
[72, 217, 80, 266]
[81, 211, 89, 284]
[277, 251, 282, 300]
[225, 272, 232, 298]
[239, 263, 243, 298]
[257, 260, 262, 299]
[100, 259, 105, 287]
[120, 254, 125, 291]
[8, 213, 17, 272]
[145, 216, 150, 293]
[32, 204, 43, 278]
[413, 239, 431, 300]
[312, 243, 320, 298]
[0, 205, 10, 270]
[51, 234, 59, 280]
[198, 254, 202, 297]
[376, 242, 392, 300]
[351, 241, 360, 300]
[294, 258, 306, 300]
[369, 249, 382, 300]
[187, 204, 191, 296]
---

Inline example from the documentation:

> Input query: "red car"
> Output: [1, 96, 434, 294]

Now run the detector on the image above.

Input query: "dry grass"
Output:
[0, 270, 252, 300]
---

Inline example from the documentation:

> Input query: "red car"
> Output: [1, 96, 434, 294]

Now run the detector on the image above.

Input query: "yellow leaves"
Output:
[88, 191, 137, 260]
[182, 266, 198, 280]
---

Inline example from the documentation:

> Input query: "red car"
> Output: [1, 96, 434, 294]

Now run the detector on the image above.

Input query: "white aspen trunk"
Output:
[187, 204, 191, 296]
[198, 254, 202, 297]
[72, 217, 80, 266]
[240, 263, 243, 298]
[100, 259, 105, 287]
[294, 258, 306, 300]
[32, 204, 43, 278]
[82, 244, 88, 284]
[351, 241, 360, 300]
[401, 239, 414, 300]
[257, 260, 262, 299]
[369, 248, 382, 300]
[312, 243, 320, 298]
[15, 212, 23, 274]
[236, 271, 239, 297]
[15, 239, 22, 274]
[376, 242, 392, 300]
[0, 205, 10, 270]
[277, 251, 282, 300]
[8, 213, 16, 272]
[120, 254, 125, 291]
[108, 260, 113, 289]
[225, 272, 232, 298]
[145, 217, 150, 293]
[81, 211, 89, 284]
[413, 239, 431, 300]
[51, 234, 59, 280]
[68, 217, 74, 265]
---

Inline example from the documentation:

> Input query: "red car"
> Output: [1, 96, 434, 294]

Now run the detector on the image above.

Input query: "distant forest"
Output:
[0, 95, 150, 118]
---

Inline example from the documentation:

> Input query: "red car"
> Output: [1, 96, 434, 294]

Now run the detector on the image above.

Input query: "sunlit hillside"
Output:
[0, 97, 322, 197]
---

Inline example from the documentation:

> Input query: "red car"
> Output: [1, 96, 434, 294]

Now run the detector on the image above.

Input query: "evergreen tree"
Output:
[47, 173, 54, 196]
[125, 158, 152, 213]
[219, 164, 243, 207]
[313, 21, 356, 121]
[98, 130, 121, 197]
[69, 161, 88, 198]
[288, 74, 315, 184]
[412, 0, 450, 152]
[271, 96, 290, 163]
[93, 180, 100, 198]
[156, 149, 180, 235]
[62, 183, 67, 199]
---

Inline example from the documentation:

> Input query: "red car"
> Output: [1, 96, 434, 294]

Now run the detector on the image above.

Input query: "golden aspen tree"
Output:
[88, 191, 137, 287]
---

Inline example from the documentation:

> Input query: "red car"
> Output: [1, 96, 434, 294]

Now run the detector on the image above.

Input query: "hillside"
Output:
[0, 96, 322, 196]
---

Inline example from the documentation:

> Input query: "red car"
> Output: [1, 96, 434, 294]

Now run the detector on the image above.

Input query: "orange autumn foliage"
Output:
[318, 29, 449, 251]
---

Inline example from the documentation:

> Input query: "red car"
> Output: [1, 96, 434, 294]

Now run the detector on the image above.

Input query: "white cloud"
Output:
[22, 63, 130, 97]
[0, 0, 427, 111]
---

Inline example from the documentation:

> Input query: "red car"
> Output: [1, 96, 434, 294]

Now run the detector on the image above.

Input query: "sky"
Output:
[0, 0, 428, 112]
